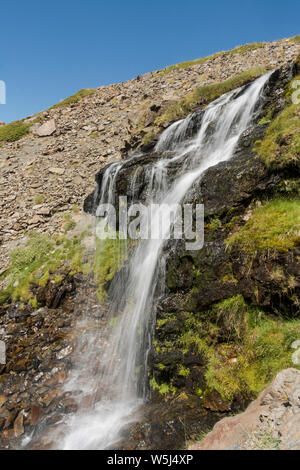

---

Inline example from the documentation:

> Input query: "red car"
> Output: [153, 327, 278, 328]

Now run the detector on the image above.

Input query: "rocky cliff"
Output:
[0, 36, 299, 449]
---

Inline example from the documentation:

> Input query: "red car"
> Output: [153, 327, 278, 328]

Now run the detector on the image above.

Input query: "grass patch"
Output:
[155, 68, 267, 127]
[0, 120, 31, 143]
[92, 230, 130, 302]
[34, 194, 45, 204]
[204, 307, 300, 401]
[63, 213, 76, 233]
[155, 296, 300, 403]
[225, 198, 300, 252]
[0, 231, 86, 305]
[50, 88, 96, 109]
[255, 76, 300, 169]
[290, 35, 300, 44]
[158, 43, 265, 76]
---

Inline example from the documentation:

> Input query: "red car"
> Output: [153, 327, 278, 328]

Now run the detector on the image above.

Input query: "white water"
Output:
[47, 73, 272, 450]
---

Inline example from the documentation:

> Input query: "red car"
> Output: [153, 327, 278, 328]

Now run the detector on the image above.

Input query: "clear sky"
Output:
[1, 0, 299, 123]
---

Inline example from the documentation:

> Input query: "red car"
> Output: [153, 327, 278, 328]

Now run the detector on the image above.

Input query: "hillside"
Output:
[0, 37, 299, 270]
[0, 36, 299, 450]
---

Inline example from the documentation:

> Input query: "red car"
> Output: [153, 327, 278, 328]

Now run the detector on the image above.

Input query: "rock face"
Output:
[190, 369, 300, 450]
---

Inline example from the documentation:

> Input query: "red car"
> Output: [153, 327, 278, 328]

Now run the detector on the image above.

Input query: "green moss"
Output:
[158, 43, 265, 76]
[206, 217, 222, 231]
[255, 76, 300, 169]
[154, 295, 300, 404]
[258, 117, 272, 125]
[155, 68, 267, 127]
[178, 365, 190, 377]
[50, 88, 96, 109]
[92, 233, 129, 302]
[226, 198, 300, 252]
[150, 377, 176, 396]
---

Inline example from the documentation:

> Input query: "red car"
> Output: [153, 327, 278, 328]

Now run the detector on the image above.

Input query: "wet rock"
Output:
[27, 405, 44, 426]
[203, 390, 231, 412]
[13, 410, 24, 437]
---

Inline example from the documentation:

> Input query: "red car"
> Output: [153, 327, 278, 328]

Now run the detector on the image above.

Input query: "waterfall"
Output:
[45, 72, 272, 449]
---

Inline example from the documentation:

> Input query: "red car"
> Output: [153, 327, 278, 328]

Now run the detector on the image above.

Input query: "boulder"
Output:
[189, 368, 300, 450]
[35, 119, 56, 137]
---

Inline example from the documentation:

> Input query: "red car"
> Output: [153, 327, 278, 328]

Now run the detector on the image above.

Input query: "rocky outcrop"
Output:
[189, 368, 300, 450]
[0, 38, 299, 272]
[0, 38, 299, 450]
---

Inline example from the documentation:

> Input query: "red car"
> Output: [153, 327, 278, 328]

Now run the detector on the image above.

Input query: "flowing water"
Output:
[43, 72, 272, 449]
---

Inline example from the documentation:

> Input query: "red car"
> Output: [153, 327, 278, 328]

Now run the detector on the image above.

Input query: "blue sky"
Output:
[0, 0, 299, 123]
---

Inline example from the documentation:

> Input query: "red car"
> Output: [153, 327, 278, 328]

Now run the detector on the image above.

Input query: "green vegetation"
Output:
[158, 43, 265, 76]
[63, 213, 76, 233]
[90, 131, 99, 139]
[226, 198, 300, 252]
[0, 120, 32, 143]
[92, 232, 129, 302]
[50, 88, 96, 109]
[250, 429, 281, 450]
[150, 376, 177, 396]
[255, 76, 300, 169]
[178, 365, 190, 377]
[205, 308, 300, 401]
[0, 231, 86, 305]
[290, 35, 300, 44]
[0, 222, 131, 308]
[155, 68, 266, 127]
[34, 194, 45, 204]
[153, 293, 300, 403]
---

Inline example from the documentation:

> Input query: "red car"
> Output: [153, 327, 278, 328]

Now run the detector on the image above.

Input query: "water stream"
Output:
[45, 72, 272, 449]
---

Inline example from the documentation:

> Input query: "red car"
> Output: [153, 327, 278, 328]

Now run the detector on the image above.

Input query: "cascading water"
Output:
[38, 71, 272, 450]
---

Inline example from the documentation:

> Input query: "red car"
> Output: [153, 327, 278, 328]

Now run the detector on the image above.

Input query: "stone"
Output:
[28, 406, 44, 426]
[48, 167, 65, 175]
[0, 395, 7, 408]
[14, 411, 24, 437]
[35, 119, 56, 137]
